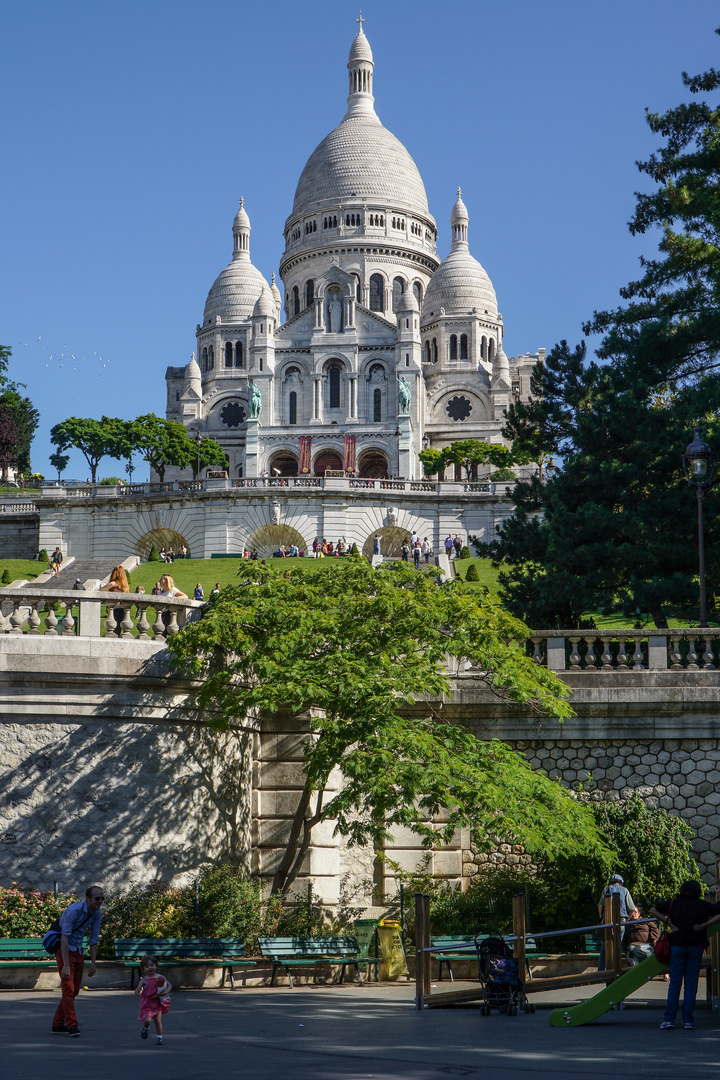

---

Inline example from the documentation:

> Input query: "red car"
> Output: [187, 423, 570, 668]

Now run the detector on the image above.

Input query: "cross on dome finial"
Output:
[357, 11, 365, 28]
[239, 196, 244, 207]
[457, 187, 462, 197]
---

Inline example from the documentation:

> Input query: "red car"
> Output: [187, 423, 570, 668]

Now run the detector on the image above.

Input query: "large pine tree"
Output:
[489, 38, 720, 628]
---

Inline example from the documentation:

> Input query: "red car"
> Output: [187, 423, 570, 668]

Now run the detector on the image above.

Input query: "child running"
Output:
[135, 954, 171, 1044]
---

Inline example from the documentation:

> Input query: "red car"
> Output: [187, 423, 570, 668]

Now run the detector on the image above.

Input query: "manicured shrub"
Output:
[459, 546, 471, 560]
[38, 549, 48, 563]
[465, 563, 480, 581]
[148, 546, 160, 562]
[350, 543, 359, 555]
[1, 569, 10, 584]
[0, 883, 77, 937]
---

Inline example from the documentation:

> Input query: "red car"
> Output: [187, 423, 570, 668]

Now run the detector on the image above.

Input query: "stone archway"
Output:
[358, 449, 388, 479]
[246, 524, 308, 558]
[361, 525, 413, 559]
[313, 450, 343, 475]
[136, 528, 190, 560]
[269, 452, 299, 477]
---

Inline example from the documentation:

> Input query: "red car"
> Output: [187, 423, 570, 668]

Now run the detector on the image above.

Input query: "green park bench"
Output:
[257, 935, 372, 987]
[114, 937, 253, 989]
[0, 937, 57, 971]
[431, 934, 550, 981]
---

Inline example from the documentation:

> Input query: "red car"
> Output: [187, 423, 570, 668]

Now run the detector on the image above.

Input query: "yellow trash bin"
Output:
[377, 919, 408, 980]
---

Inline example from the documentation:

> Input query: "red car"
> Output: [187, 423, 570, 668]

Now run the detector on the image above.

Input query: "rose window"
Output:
[446, 396, 472, 421]
[220, 401, 247, 428]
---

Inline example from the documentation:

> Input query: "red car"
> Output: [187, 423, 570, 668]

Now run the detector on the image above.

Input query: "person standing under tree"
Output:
[52, 885, 104, 1037]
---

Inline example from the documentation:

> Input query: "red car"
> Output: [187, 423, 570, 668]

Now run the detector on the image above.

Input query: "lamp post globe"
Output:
[682, 426, 715, 629]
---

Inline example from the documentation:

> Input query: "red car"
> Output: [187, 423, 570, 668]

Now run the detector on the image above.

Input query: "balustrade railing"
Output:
[0, 502, 38, 513]
[0, 588, 203, 644]
[39, 478, 504, 499]
[523, 629, 720, 672]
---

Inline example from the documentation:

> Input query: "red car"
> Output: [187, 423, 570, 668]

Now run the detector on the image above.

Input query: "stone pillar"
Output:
[397, 415, 413, 480]
[314, 297, 324, 331]
[346, 375, 358, 423]
[310, 375, 323, 425]
[345, 297, 355, 329]
[244, 417, 260, 478]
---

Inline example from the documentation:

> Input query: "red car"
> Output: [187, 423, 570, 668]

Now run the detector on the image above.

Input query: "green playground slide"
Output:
[549, 921, 720, 1027]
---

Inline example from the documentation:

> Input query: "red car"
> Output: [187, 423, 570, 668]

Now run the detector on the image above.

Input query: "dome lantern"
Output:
[232, 197, 251, 260]
[450, 187, 469, 251]
[345, 14, 375, 119]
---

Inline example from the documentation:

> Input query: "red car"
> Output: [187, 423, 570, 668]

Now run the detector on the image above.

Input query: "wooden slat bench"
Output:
[431, 934, 550, 981]
[114, 937, 253, 989]
[0, 937, 57, 971]
[257, 936, 371, 987]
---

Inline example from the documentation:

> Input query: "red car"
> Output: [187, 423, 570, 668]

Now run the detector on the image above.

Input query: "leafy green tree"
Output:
[0, 346, 39, 475]
[490, 42, 720, 628]
[167, 557, 606, 895]
[50, 417, 128, 482]
[131, 415, 195, 482]
[0, 406, 19, 478]
[49, 451, 70, 482]
[419, 449, 444, 477]
[192, 435, 228, 479]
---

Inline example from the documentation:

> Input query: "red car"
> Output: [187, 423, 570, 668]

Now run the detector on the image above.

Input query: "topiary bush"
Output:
[350, 542, 359, 555]
[148, 545, 160, 562]
[465, 563, 480, 581]
[459, 546, 471, 560]
[38, 549, 48, 563]
[1, 569, 10, 585]
[0, 883, 78, 937]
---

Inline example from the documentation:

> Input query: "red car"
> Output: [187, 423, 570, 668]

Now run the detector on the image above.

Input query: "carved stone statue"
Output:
[249, 381, 262, 419]
[271, 499, 281, 525]
[398, 375, 412, 415]
[387, 506, 398, 527]
[328, 294, 342, 333]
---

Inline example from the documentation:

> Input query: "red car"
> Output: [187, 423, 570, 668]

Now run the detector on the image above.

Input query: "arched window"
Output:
[392, 276, 405, 312]
[460, 333, 468, 360]
[354, 274, 362, 303]
[432, 338, 438, 363]
[369, 273, 384, 313]
[450, 334, 458, 360]
[488, 339, 495, 363]
[481, 336, 487, 362]
[208, 345, 214, 369]
[346, 214, 350, 226]
[225, 342, 233, 367]
[374, 388, 382, 422]
[202, 346, 208, 370]
[289, 391, 297, 425]
[380, 215, 384, 226]
[305, 279, 314, 308]
[329, 365, 341, 409]
[235, 341, 244, 367]
[293, 286, 300, 317]
[424, 340, 431, 363]
[413, 281, 423, 305]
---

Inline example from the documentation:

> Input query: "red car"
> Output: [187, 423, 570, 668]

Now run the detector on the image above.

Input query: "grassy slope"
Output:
[0, 559, 43, 583]
[127, 555, 344, 595]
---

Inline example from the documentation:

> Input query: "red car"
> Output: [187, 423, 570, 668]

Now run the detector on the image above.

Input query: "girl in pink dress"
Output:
[135, 955, 172, 1044]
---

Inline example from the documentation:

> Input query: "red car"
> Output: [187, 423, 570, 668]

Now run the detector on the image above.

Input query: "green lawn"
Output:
[452, 557, 502, 593]
[128, 555, 347, 596]
[0, 558, 43, 584]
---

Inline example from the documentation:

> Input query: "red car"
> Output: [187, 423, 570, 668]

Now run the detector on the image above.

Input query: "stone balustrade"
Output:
[24, 476, 502, 503]
[0, 587, 203, 642]
[526, 629, 720, 672]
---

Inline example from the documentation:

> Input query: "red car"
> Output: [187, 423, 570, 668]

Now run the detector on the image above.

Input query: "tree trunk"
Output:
[651, 607, 669, 629]
[270, 785, 313, 895]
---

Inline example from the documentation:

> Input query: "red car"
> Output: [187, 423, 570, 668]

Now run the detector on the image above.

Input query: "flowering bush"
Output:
[0, 883, 77, 938]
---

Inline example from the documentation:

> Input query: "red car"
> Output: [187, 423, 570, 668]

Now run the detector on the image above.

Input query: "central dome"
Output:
[292, 114, 430, 219]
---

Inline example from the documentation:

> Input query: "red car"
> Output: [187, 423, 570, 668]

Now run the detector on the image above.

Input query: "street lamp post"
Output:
[195, 433, 202, 480]
[682, 426, 716, 628]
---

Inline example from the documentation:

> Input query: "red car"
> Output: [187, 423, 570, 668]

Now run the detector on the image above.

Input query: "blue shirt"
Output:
[59, 900, 103, 952]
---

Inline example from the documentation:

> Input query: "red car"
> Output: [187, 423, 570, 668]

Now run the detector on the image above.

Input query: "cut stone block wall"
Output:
[0, 515, 39, 559]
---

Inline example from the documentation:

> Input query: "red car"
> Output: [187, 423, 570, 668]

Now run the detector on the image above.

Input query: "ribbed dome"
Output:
[422, 250, 498, 319]
[203, 260, 269, 323]
[292, 115, 430, 218]
[253, 287, 276, 318]
[348, 28, 373, 63]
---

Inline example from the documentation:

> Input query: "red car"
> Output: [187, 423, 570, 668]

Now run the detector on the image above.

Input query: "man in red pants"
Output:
[52, 885, 104, 1037]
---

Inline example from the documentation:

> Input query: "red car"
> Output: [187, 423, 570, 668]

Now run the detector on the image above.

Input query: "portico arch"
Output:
[136, 528, 190, 560]
[246, 524, 307, 558]
[268, 452, 299, 477]
[361, 526, 412, 559]
[357, 449, 388, 478]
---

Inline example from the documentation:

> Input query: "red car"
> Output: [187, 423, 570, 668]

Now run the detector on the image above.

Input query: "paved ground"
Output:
[35, 559, 118, 589]
[5, 980, 720, 1080]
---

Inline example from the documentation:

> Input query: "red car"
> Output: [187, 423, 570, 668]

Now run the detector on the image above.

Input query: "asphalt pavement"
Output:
[4, 980, 720, 1080]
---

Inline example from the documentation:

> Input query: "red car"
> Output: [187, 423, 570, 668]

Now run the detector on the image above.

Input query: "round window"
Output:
[220, 401, 247, 428]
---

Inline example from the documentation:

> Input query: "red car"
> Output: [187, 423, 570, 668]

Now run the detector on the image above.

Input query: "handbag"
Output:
[654, 899, 673, 964]
[42, 908, 94, 955]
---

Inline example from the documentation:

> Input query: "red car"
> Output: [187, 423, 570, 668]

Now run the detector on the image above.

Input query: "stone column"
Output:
[244, 417, 260, 477]
[397, 415, 413, 480]
[310, 375, 323, 425]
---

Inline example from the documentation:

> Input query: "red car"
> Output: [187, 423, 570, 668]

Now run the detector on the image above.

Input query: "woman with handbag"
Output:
[651, 880, 720, 1030]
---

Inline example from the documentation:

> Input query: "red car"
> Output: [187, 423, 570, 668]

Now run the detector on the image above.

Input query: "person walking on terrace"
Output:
[51, 885, 104, 1037]
[652, 879, 720, 1030]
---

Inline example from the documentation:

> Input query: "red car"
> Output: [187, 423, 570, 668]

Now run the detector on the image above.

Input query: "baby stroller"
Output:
[475, 935, 535, 1016]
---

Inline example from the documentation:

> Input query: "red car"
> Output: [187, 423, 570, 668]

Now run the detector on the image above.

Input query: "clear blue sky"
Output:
[1, 0, 718, 480]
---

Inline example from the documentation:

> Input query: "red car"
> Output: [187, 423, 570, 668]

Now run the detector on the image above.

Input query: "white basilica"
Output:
[164, 23, 541, 481]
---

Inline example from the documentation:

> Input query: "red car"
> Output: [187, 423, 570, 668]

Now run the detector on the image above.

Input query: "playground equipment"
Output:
[414, 891, 720, 1021]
